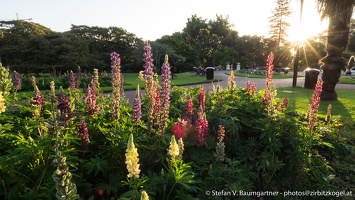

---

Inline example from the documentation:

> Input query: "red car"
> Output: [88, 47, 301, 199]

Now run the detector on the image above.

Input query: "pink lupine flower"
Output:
[262, 52, 275, 108]
[246, 81, 256, 95]
[84, 86, 99, 116]
[132, 85, 142, 123]
[198, 88, 206, 112]
[308, 79, 322, 132]
[69, 71, 76, 90]
[195, 111, 208, 146]
[78, 117, 89, 152]
[12, 71, 21, 90]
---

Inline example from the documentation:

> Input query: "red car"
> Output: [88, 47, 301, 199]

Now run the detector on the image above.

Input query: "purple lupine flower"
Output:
[69, 71, 76, 90]
[78, 117, 89, 152]
[132, 85, 142, 123]
[143, 42, 154, 80]
[57, 90, 73, 124]
[84, 86, 99, 116]
[159, 54, 171, 134]
[12, 71, 21, 90]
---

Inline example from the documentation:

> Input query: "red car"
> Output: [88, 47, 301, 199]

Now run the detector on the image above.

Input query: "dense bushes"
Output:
[0, 81, 352, 199]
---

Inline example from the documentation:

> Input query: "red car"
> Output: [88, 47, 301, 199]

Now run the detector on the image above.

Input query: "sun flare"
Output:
[287, 0, 328, 44]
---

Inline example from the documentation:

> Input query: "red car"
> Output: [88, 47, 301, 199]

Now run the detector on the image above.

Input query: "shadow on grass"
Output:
[276, 87, 354, 123]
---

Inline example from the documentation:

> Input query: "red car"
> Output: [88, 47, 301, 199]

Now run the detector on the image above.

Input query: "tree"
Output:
[316, 0, 355, 100]
[268, 0, 292, 48]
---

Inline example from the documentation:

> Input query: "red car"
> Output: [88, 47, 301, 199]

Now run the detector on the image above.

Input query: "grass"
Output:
[233, 71, 295, 79]
[339, 76, 355, 84]
[276, 86, 355, 123]
[15, 72, 220, 97]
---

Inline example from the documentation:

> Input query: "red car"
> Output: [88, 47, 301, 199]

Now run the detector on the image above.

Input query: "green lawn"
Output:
[339, 76, 355, 84]
[232, 71, 295, 79]
[276, 86, 355, 123]
[103, 72, 220, 91]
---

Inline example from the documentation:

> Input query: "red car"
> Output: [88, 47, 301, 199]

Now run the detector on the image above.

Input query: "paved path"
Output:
[123, 70, 355, 102]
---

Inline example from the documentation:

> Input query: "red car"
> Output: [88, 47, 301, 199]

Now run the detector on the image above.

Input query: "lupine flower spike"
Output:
[159, 54, 171, 135]
[172, 118, 187, 140]
[84, 86, 99, 116]
[195, 110, 208, 147]
[111, 52, 122, 119]
[132, 84, 142, 123]
[69, 71, 77, 90]
[325, 104, 332, 125]
[0, 92, 6, 113]
[227, 66, 236, 90]
[262, 52, 278, 117]
[308, 79, 322, 132]
[142, 41, 157, 133]
[125, 134, 141, 178]
[57, 88, 73, 125]
[140, 190, 149, 200]
[78, 117, 90, 152]
[12, 70, 21, 91]
[184, 96, 193, 124]
[215, 125, 226, 162]
[168, 135, 179, 160]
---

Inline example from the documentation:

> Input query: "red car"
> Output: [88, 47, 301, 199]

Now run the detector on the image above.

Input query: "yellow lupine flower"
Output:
[168, 135, 179, 160]
[0, 92, 6, 113]
[125, 134, 140, 178]
[140, 190, 149, 200]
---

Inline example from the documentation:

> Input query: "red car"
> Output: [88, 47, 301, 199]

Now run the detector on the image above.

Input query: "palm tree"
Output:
[316, 0, 355, 100]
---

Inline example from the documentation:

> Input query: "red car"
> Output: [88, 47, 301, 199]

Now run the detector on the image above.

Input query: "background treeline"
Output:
[1, 15, 354, 74]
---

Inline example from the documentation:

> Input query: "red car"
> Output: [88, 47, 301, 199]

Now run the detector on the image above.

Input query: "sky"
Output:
[1, 0, 328, 41]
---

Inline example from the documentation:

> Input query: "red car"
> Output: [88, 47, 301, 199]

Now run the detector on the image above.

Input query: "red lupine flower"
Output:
[172, 118, 188, 140]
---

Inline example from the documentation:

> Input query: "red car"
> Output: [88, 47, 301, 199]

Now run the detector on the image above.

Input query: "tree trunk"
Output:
[320, 14, 351, 101]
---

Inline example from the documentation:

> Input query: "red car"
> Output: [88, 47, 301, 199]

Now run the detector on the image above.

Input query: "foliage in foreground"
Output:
[0, 52, 354, 200]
